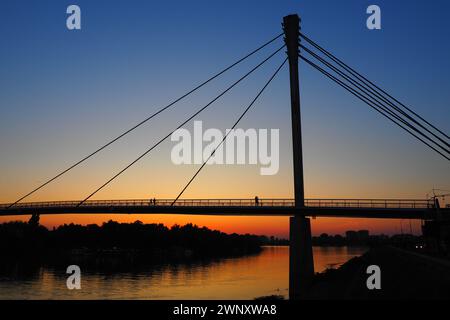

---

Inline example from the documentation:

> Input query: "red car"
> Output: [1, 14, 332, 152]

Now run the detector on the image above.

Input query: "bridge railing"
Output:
[304, 199, 433, 209]
[0, 198, 434, 209]
[0, 199, 295, 208]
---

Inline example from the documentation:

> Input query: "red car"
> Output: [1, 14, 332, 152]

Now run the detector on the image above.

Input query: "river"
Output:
[0, 246, 367, 299]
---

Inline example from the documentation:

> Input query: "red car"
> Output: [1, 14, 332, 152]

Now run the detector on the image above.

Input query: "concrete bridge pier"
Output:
[289, 216, 314, 299]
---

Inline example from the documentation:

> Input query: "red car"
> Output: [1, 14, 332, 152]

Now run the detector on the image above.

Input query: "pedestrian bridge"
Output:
[0, 198, 442, 220]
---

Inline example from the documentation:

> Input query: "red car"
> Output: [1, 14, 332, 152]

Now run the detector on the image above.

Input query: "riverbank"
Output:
[306, 246, 450, 299]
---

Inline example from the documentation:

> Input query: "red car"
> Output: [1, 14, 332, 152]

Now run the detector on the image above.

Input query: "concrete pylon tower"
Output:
[283, 14, 315, 300]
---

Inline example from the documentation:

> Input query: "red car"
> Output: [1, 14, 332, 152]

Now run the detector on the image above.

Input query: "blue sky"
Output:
[0, 0, 449, 205]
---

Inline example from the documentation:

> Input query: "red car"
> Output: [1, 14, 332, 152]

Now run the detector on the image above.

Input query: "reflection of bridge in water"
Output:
[0, 198, 441, 219]
[1, 14, 448, 299]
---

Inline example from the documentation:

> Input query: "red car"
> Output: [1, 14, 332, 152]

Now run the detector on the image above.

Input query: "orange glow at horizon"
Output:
[0, 214, 423, 238]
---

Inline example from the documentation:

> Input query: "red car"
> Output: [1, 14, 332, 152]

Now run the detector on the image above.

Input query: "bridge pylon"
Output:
[283, 13, 315, 299]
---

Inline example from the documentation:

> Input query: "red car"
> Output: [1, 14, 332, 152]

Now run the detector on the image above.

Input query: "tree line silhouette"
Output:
[0, 220, 264, 266]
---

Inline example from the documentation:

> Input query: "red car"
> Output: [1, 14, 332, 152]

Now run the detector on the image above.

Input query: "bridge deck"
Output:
[0, 198, 444, 219]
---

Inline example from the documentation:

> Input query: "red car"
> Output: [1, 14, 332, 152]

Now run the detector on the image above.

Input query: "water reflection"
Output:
[0, 246, 366, 299]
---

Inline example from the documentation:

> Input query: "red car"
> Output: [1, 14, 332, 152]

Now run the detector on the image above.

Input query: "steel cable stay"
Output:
[76, 45, 286, 207]
[8, 33, 284, 208]
[171, 58, 288, 206]
[299, 44, 449, 155]
[300, 32, 449, 142]
[300, 54, 450, 161]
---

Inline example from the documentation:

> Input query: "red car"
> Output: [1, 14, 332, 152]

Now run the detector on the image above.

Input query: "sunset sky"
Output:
[0, 0, 449, 238]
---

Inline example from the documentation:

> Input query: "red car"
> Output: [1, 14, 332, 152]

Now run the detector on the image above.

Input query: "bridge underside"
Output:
[0, 205, 443, 219]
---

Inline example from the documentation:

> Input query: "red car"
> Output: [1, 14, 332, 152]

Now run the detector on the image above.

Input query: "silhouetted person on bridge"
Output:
[255, 196, 259, 206]
[435, 198, 441, 209]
